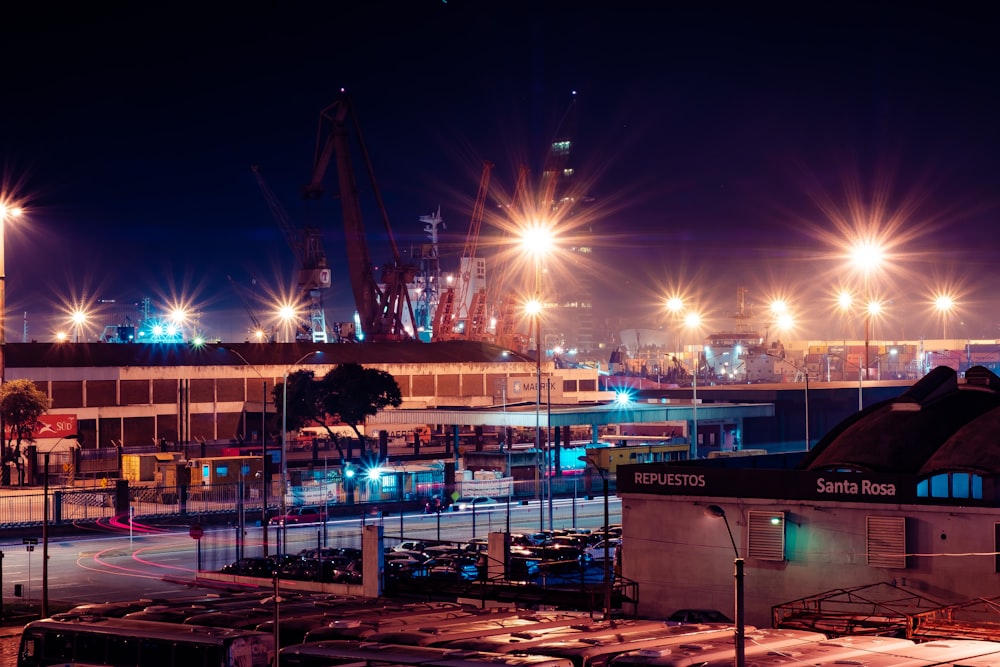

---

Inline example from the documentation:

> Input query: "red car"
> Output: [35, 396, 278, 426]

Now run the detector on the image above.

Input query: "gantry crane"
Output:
[432, 161, 492, 341]
[487, 165, 531, 352]
[252, 165, 331, 342]
[303, 94, 416, 342]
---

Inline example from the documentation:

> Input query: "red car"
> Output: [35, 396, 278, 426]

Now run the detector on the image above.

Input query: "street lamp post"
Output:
[43, 433, 81, 618]
[705, 504, 745, 667]
[280, 351, 321, 551]
[580, 455, 611, 620]
[683, 312, 702, 460]
[0, 202, 23, 386]
[223, 347, 270, 556]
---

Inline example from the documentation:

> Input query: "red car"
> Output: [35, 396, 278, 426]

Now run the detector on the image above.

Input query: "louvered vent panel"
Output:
[867, 516, 907, 568]
[747, 511, 785, 561]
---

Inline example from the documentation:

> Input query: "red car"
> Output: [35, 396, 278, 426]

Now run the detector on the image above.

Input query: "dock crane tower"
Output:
[252, 165, 331, 342]
[303, 94, 416, 342]
[432, 161, 492, 341]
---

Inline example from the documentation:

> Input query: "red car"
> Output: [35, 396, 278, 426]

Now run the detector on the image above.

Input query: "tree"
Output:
[0, 379, 50, 485]
[275, 363, 402, 464]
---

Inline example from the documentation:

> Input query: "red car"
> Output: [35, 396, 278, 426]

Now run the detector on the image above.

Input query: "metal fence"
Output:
[0, 472, 616, 530]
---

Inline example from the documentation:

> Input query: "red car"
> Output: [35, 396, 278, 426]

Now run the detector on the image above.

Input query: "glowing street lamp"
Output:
[71, 310, 88, 343]
[0, 201, 22, 384]
[934, 294, 955, 340]
[850, 240, 885, 380]
[665, 295, 685, 365]
[278, 305, 297, 343]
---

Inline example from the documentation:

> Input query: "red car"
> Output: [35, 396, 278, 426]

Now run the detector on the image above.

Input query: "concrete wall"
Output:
[621, 492, 998, 626]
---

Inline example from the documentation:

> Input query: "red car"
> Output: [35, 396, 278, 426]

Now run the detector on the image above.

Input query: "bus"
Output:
[492, 624, 751, 667]
[609, 629, 828, 667]
[279, 641, 574, 667]
[443, 620, 696, 655]
[694, 635, 917, 667]
[363, 612, 592, 647]
[295, 606, 523, 644]
[18, 616, 274, 667]
[827, 639, 1000, 667]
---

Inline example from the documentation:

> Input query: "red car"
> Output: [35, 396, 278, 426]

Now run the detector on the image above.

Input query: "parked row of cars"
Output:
[221, 526, 623, 587]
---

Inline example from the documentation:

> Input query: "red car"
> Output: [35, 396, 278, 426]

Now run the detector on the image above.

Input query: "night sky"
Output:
[2, 2, 999, 344]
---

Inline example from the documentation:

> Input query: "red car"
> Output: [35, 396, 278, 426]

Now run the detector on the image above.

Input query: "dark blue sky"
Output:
[2, 2, 999, 343]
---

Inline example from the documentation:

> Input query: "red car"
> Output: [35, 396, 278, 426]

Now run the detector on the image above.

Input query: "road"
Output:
[0, 496, 622, 608]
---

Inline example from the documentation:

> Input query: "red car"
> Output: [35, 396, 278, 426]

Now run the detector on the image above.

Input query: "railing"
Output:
[0, 472, 617, 530]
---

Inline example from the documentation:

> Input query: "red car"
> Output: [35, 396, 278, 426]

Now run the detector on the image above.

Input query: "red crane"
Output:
[303, 94, 416, 342]
[432, 161, 493, 341]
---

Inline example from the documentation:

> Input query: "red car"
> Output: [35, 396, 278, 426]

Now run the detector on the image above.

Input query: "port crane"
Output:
[432, 161, 493, 341]
[252, 165, 331, 343]
[304, 94, 416, 342]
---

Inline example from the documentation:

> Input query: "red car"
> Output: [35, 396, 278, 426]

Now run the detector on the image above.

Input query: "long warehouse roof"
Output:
[368, 400, 775, 429]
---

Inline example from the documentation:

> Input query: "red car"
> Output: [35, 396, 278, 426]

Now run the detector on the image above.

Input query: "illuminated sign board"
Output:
[617, 464, 971, 505]
[31, 414, 78, 439]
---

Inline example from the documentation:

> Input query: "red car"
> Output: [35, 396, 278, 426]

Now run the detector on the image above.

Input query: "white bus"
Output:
[279, 641, 574, 667]
[695, 635, 916, 667]
[18, 616, 274, 667]
[609, 629, 828, 667]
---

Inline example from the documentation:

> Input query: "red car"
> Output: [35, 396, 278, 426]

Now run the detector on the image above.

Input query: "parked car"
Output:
[417, 555, 480, 581]
[269, 505, 327, 526]
[450, 496, 499, 511]
[584, 538, 621, 562]
[392, 540, 427, 552]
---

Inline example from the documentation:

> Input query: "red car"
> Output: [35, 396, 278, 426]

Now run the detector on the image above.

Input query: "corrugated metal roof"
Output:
[368, 401, 775, 428]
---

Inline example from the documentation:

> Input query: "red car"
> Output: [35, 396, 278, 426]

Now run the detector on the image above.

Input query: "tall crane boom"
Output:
[434, 161, 492, 341]
[252, 165, 330, 342]
[304, 94, 416, 341]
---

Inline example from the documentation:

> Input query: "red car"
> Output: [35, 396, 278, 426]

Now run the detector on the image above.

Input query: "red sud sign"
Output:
[189, 525, 204, 540]
[33, 414, 78, 439]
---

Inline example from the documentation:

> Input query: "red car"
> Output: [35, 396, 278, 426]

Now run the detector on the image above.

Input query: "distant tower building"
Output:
[542, 94, 598, 356]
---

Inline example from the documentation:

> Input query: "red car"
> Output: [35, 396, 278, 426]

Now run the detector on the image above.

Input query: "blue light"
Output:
[365, 466, 382, 482]
[615, 391, 632, 405]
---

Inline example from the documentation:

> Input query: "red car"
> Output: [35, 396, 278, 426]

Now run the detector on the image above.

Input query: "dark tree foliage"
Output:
[0, 378, 50, 485]
[275, 363, 402, 463]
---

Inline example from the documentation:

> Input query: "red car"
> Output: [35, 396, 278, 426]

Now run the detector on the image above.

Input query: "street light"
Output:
[280, 351, 321, 551]
[683, 312, 702, 460]
[278, 304, 297, 343]
[520, 222, 555, 532]
[579, 455, 611, 620]
[934, 294, 955, 340]
[705, 504, 745, 667]
[851, 240, 884, 381]
[43, 433, 81, 618]
[223, 346, 270, 557]
[0, 201, 22, 385]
